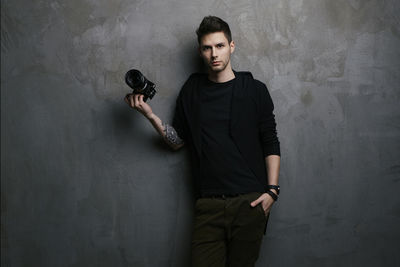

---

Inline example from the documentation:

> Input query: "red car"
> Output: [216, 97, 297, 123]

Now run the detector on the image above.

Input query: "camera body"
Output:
[125, 69, 156, 102]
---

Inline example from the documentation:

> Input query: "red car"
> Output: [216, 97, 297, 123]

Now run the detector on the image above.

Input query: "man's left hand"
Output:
[250, 192, 276, 215]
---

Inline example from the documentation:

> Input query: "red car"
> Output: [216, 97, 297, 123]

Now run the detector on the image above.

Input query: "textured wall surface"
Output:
[2, 0, 400, 266]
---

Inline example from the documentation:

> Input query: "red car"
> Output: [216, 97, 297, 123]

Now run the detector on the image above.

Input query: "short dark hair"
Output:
[196, 16, 232, 44]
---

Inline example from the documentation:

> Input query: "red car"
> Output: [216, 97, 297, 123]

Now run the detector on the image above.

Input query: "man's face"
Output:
[199, 32, 235, 73]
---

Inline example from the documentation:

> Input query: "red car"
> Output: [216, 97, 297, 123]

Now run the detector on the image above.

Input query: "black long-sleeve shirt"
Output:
[172, 71, 280, 198]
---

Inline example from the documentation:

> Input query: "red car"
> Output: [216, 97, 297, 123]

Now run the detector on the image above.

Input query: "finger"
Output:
[139, 94, 144, 104]
[134, 94, 140, 107]
[129, 94, 135, 108]
[250, 197, 262, 207]
[265, 207, 271, 213]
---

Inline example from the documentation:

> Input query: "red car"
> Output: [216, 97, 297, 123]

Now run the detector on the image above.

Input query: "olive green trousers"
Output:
[191, 192, 270, 267]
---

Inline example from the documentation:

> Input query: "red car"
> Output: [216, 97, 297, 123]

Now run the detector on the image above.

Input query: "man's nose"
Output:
[211, 47, 217, 58]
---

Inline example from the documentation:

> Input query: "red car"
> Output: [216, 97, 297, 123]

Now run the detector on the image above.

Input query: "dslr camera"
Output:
[125, 69, 156, 102]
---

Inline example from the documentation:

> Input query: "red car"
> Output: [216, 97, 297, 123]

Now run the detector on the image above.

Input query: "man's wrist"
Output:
[266, 184, 280, 195]
[269, 189, 278, 195]
[264, 184, 280, 202]
[265, 190, 278, 201]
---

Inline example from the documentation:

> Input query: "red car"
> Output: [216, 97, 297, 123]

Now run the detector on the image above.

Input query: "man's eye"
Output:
[202, 47, 210, 51]
[217, 44, 224, 48]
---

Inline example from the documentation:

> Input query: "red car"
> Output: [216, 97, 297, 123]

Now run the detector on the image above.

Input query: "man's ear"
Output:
[230, 41, 235, 53]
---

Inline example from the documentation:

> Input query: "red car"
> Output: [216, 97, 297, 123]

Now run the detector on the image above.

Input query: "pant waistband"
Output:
[199, 192, 245, 199]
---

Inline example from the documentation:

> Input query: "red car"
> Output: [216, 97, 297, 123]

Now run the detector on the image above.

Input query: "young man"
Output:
[125, 16, 281, 267]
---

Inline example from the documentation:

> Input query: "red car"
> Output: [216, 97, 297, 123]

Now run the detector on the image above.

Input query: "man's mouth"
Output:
[212, 61, 221, 66]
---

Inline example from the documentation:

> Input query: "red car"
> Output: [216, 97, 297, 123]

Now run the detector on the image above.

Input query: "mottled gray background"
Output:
[1, 0, 400, 266]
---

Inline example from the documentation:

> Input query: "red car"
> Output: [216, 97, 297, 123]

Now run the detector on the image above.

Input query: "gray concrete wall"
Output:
[2, 0, 399, 266]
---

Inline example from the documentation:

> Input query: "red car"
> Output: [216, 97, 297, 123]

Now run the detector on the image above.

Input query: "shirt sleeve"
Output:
[171, 91, 187, 142]
[256, 80, 281, 157]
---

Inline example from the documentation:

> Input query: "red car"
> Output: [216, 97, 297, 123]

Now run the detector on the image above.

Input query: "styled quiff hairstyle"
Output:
[196, 16, 232, 44]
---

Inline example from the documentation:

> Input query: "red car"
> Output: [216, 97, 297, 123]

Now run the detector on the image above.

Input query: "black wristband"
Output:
[265, 190, 278, 201]
[266, 185, 280, 195]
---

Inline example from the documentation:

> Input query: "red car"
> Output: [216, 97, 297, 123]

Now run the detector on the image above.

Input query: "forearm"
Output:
[147, 113, 165, 136]
[147, 113, 184, 150]
[264, 155, 281, 195]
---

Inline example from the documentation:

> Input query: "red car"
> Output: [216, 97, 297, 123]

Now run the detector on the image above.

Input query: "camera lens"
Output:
[124, 69, 156, 102]
[125, 69, 145, 90]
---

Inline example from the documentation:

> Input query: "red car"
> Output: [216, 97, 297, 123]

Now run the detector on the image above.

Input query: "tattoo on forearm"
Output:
[162, 122, 184, 146]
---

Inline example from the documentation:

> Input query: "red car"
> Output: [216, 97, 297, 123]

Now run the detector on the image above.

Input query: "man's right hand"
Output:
[124, 93, 153, 119]
[124, 93, 184, 151]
